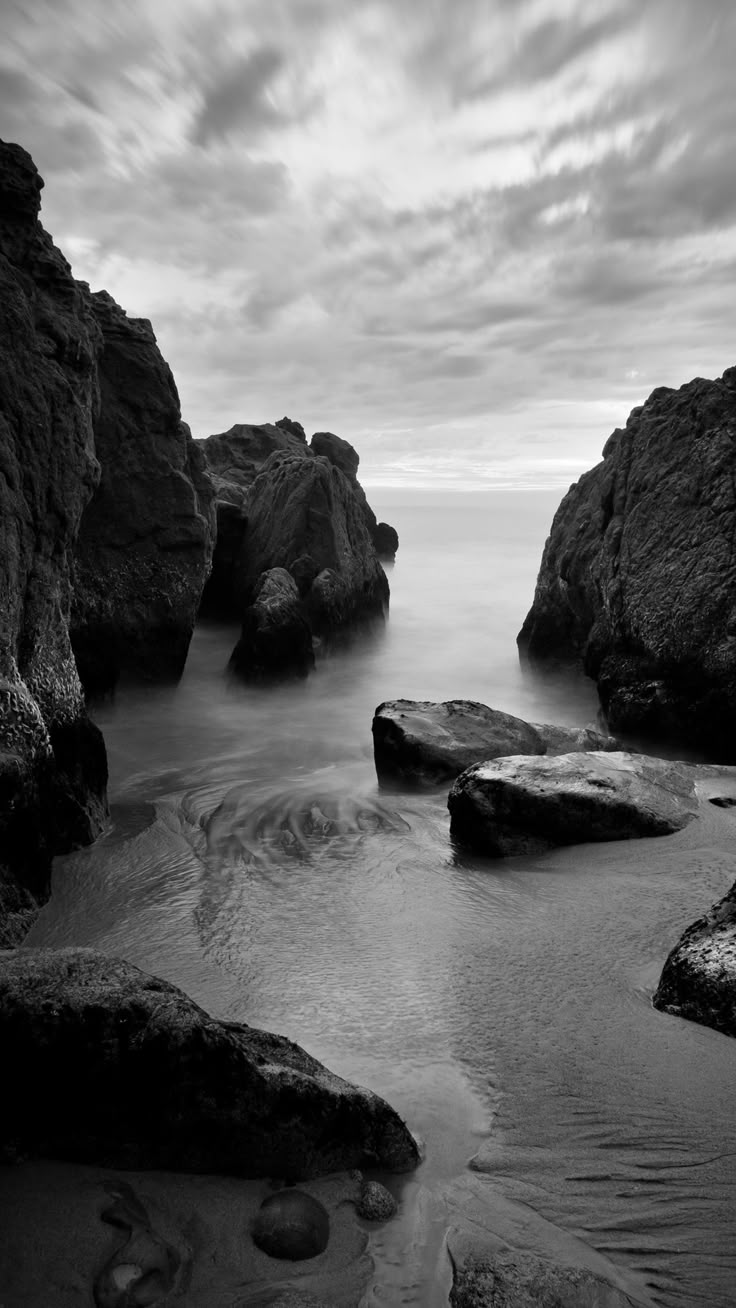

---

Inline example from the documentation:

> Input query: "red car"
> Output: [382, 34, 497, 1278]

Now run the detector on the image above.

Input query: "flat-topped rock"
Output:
[373, 699, 618, 787]
[0, 948, 420, 1178]
[448, 751, 697, 856]
[653, 880, 736, 1037]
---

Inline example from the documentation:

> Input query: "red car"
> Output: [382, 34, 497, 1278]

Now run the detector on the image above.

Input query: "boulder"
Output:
[0, 948, 420, 1177]
[518, 368, 736, 759]
[71, 293, 215, 694]
[448, 751, 697, 857]
[0, 139, 108, 942]
[229, 567, 315, 682]
[251, 1189, 330, 1260]
[310, 431, 399, 561]
[450, 1245, 642, 1308]
[373, 699, 618, 787]
[653, 880, 736, 1037]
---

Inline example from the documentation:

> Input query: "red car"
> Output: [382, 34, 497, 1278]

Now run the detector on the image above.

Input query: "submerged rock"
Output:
[252, 1189, 330, 1261]
[373, 699, 618, 787]
[71, 294, 215, 694]
[0, 948, 420, 1177]
[229, 567, 315, 682]
[0, 139, 108, 942]
[653, 880, 736, 1037]
[448, 751, 697, 857]
[518, 368, 736, 759]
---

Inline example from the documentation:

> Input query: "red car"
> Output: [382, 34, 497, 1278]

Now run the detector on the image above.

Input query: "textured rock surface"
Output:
[653, 880, 736, 1037]
[71, 294, 215, 693]
[449, 1246, 641, 1307]
[0, 140, 107, 942]
[373, 699, 618, 787]
[230, 567, 315, 682]
[310, 430, 399, 560]
[518, 369, 736, 758]
[448, 751, 697, 856]
[355, 1180, 397, 1221]
[252, 1190, 330, 1260]
[0, 948, 420, 1177]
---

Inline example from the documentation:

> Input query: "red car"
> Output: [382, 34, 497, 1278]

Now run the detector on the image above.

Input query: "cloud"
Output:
[190, 46, 287, 145]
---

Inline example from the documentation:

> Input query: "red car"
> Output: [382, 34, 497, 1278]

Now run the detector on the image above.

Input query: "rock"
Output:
[199, 421, 307, 503]
[94, 1183, 182, 1308]
[0, 139, 108, 942]
[450, 1246, 641, 1308]
[355, 1181, 397, 1221]
[251, 1190, 330, 1261]
[232, 449, 389, 641]
[448, 751, 697, 857]
[229, 568, 315, 682]
[518, 367, 736, 760]
[71, 293, 215, 694]
[310, 431, 399, 560]
[372, 699, 618, 787]
[0, 948, 420, 1177]
[653, 880, 736, 1037]
[275, 415, 307, 442]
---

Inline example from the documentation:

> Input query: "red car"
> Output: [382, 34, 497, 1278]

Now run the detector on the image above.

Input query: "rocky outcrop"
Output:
[373, 699, 618, 787]
[448, 751, 697, 856]
[0, 948, 420, 1177]
[449, 1245, 642, 1308]
[229, 567, 315, 682]
[518, 369, 736, 759]
[311, 431, 399, 560]
[653, 881, 736, 1037]
[0, 140, 108, 942]
[70, 293, 215, 694]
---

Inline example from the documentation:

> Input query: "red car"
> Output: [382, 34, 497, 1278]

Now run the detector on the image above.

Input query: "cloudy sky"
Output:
[3, 0, 735, 488]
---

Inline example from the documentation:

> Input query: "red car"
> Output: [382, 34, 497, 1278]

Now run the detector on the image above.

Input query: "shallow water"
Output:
[27, 489, 736, 1305]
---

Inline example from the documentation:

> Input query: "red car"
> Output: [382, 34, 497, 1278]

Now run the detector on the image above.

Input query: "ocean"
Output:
[25, 488, 736, 1305]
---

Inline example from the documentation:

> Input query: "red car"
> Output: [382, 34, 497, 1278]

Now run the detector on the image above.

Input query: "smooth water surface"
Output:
[28, 489, 736, 1306]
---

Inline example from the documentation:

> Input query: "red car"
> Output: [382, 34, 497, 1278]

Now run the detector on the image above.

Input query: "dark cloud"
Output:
[190, 46, 287, 145]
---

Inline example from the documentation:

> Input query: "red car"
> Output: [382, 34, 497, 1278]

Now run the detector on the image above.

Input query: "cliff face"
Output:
[519, 369, 736, 757]
[70, 292, 215, 693]
[0, 140, 107, 942]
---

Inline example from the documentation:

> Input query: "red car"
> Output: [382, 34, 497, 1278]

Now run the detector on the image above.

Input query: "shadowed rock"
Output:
[252, 1190, 330, 1261]
[310, 431, 399, 560]
[0, 948, 420, 1178]
[229, 567, 315, 682]
[518, 367, 736, 759]
[653, 880, 736, 1037]
[373, 699, 618, 788]
[448, 751, 697, 857]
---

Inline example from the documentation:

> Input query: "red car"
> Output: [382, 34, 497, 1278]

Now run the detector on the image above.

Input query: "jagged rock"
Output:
[310, 431, 399, 560]
[0, 139, 108, 941]
[251, 1190, 330, 1260]
[653, 880, 736, 1037]
[373, 699, 618, 787]
[71, 293, 215, 693]
[275, 415, 307, 442]
[0, 948, 420, 1177]
[518, 368, 736, 759]
[230, 567, 315, 682]
[448, 751, 697, 856]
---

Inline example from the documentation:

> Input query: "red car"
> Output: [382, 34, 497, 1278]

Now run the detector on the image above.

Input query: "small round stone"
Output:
[251, 1189, 330, 1261]
[356, 1181, 397, 1221]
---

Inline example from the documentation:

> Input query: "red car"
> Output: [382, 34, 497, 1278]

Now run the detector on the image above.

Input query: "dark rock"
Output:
[708, 796, 736, 808]
[356, 1180, 397, 1221]
[373, 521, 399, 560]
[252, 1190, 329, 1261]
[0, 139, 108, 941]
[71, 292, 215, 693]
[310, 431, 399, 560]
[653, 880, 736, 1037]
[450, 1246, 641, 1308]
[448, 751, 697, 857]
[275, 415, 307, 442]
[518, 368, 736, 759]
[229, 568, 315, 682]
[0, 948, 420, 1177]
[373, 699, 618, 788]
[94, 1183, 182, 1308]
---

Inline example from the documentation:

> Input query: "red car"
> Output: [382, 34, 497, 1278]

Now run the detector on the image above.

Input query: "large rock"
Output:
[653, 880, 736, 1037]
[229, 567, 315, 682]
[449, 1245, 642, 1308]
[70, 293, 215, 693]
[448, 751, 697, 856]
[0, 140, 107, 943]
[311, 431, 399, 561]
[373, 699, 618, 787]
[518, 368, 736, 759]
[0, 948, 420, 1177]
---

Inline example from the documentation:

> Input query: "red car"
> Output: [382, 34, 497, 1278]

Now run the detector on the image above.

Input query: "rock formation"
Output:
[373, 699, 618, 787]
[518, 369, 736, 759]
[448, 751, 697, 856]
[653, 880, 736, 1037]
[0, 948, 421, 1178]
[311, 431, 399, 560]
[71, 292, 215, 694]
[229, 567, 315, 682]
[0, 140, 108, 943]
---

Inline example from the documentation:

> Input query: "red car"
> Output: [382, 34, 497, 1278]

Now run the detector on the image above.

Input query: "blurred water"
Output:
[27, 489, 736, 1306]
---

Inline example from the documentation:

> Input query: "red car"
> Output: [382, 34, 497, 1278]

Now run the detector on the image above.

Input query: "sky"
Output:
[2, 0, 736, 489]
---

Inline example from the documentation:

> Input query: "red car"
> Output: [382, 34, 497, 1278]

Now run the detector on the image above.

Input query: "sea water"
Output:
[27, 488, 736, 1305]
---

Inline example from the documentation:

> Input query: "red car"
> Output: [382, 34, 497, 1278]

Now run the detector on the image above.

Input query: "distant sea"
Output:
[27, 488, 736, 1307]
